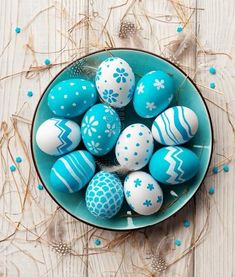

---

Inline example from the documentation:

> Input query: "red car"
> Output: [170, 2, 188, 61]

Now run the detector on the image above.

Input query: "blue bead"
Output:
[27, 90, 33, 97]
[208, 186, 215, 195]
[15, 156, 22, 163]
[37, 184, 44, 190]
[175, 239, 181, 246]
[223, 164, 229, 172]
[10, 165, 16, 172]
[94, 239, 101, 246]
[177, 26, 183, 33]
[209, 67, 216, 75]
[183, 219, 190, 228]
[212, 166, 219, 174]
[44, 58, 51, 65]
[210, 82, 216, 89]
[15, 27, 21, 33]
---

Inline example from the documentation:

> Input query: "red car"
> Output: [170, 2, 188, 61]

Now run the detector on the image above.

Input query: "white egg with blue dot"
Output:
[85, 171, 124, 219]
[149, 146, 200, 185]
[124, 171, 163, 215]
[81, 103, 121, 156]
[152, 106, 198, 145]
[95, 57, 135, 108]
[115, 124, 154, 170]
[50, 150, 96, 193]
[36, 118, 81, 156]
[133, 70, 174, 118]
[48, 79, 97, 118]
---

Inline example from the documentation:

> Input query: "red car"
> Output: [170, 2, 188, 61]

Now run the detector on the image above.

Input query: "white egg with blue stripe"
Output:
[50, 150, 96, 193]
[151, 106, 198, 145]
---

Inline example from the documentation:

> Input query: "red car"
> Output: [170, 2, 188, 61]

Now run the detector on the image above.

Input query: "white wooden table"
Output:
[0, 0, 234, 276]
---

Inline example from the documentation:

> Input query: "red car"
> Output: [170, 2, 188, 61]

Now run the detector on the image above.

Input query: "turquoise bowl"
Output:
[31, 48, 213, 231]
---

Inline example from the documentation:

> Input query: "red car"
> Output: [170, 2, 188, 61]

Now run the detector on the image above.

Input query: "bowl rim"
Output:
[30, 47, 214, 231]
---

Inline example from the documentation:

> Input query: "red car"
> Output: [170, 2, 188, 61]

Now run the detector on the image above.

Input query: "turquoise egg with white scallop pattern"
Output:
[50, 150, 96, 193]
[95, 57, 135, 108]
[81, 103, 121, 156]
[48, 79, 97, 118]
[85, 171, 124, 219]
[149, 146, 200, 185]
[133, 70, 174, 118]
[152, 106, 198, 145]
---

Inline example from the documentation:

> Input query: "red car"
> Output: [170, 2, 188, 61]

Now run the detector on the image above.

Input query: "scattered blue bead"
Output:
[15, 27, 21, 34]
[10, 165, 16, 172]
[210, 82, 216, 89]
[44, 58, 51, 65]
[175, 239, 181, 246]
[15, 156, 22, 163]
[223, 164, 230, 172]
[94, 239, 101, 246]
[212, 166, 219, 174]
[27, 90, 33, 97]
[183, 219, 190, 228]
[37, 184, 44, 190]
[208, 186, 215, 195]
[177, 26, 183, 33]
[209, 67, 216, 75]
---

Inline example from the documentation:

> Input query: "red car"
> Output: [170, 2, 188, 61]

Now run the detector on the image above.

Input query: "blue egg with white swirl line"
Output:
[50, 150, 96, 193]
[36, 118, 81, 156]
[133, 70, 174, 118]
[85, 171, 124, 219]
[48, 79, 98, 118]
[149, 146, 200, 185]
[81, 103, 121, 156]
[152, 106, 198, 145]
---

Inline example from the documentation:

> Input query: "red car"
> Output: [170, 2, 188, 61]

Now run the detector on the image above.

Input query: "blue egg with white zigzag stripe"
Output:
[152, 106, 198, 145]
[149, 146, 199, 185]
[50, 150, 96, 193]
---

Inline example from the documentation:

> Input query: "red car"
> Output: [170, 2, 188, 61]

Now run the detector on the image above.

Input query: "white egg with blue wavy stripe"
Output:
[50, 150, 96, 193]
[36, 118, 81, 156]
[152, 106, 198, 145]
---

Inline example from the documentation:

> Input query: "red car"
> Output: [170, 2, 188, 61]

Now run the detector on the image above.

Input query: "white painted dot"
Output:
[91, 84, 94, 87]
[70, 82, 75, 86]
[72, 103, 77, 107]
[58, 87, 62, 91]
[98, 135, 101, 139]
[51, 95, 55, 99]
[64, 94, 68, 99]
[75, 91, 79, 95]
[52, 110, 56, 114]
[66, 113, 70, 116]
[82, 86, 87, 90]
[103, 116, 106, 120]
[91, 93, 94, 98]
[60, 105, 64, 110]
[83, 100, 87, 104]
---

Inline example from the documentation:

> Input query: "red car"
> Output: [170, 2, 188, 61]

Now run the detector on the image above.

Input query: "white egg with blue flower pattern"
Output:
[95, 57, 135, 107]
[50, 150, 96, 193]
[85, 171, 124, 219]
[81, 103, 121, 156]
[152, 106, 198, 145]
[133, 70, 174, 118]
[48, 79, 97, 118]
[124, 171, 163, 215]
[115, 124, 154, 170]
[36, 118, 81, 156]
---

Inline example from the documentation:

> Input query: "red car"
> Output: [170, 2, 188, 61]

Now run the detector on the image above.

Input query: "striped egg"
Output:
[151, 106, 198, 145]
[50, 150, 96, 193]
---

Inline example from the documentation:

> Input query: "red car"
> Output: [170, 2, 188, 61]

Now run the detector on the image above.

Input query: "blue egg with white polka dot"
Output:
[133, 71, 174, 118]
[85, 171, 124, 219]
[81, 103, 121, 156]
[50, 150, 96, 193]
[48, 79, 98, 118]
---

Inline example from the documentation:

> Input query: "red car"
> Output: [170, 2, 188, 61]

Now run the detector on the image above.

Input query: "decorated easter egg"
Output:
[36, 118, 81, 156]
[50, 150, 96, 193]
[149, 146, 200, 185]
[85, 171, 124, 219]
[115, 124, 154, 170]
[48, 79, 97, 118]
[81, 103, 121, 156]
[133, 71, 174, 118]
[95, 57, 135, 107]
[152, 106, 198, 145]
[124, 171, 163, 215]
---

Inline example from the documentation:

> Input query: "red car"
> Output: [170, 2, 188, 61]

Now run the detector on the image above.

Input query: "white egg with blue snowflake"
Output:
[124, 171, 163, 215]
[152, 106, 198, 145]
[133, 70, 174, 118]
[81, 103, 121, 156]
[50, 150, 96, 193]
[48, 78, 97, 118]
[85, 171, 124, 219]
[115, 124, 154, 170]
[95, 57, 135, 107]
[149, 146, 200, 185]
[36, 118, 81, 156]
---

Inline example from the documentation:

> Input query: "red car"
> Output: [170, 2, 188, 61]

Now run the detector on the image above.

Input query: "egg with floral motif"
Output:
[81, 103, 121, 156]
[133, 71, 174, 118]
[124, 171, 163, 215]
[95, 57, 135, 108]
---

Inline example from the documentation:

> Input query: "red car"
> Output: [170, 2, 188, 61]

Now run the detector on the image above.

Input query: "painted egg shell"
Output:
[50, 150, 96, 193]
[149, 146, 200, 185]
[81, 103, 121, 156]
[115, 124, 154, 170]
[124, 171, 163, 215]
[36, 118, 81, 156]
[152, 106, 198, 145]
[48, 79, 97, 118]
[133, 70, 174, 118]
[85, 171, 124, 219]
[95, 57, 135, 108]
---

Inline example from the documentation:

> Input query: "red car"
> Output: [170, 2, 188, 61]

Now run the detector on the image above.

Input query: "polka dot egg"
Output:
[48, 79, 97, 118]
[124, 171, 163, 215]
[115, 124, 154, 170]
[85, 171, 124, 219]
[95, 57, 135, 108]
